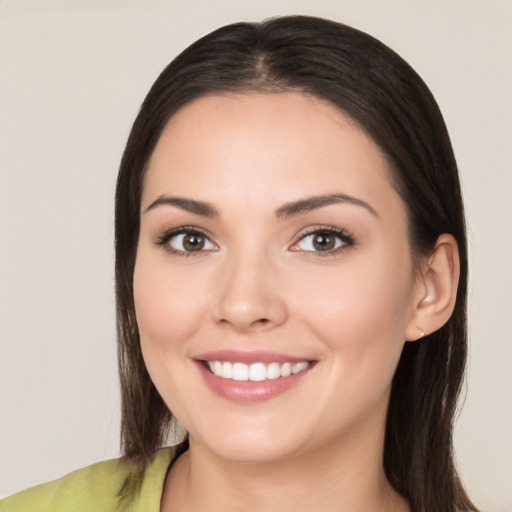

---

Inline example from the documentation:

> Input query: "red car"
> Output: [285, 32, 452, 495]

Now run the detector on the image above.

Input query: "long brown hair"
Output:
[115, 16, 478, 511]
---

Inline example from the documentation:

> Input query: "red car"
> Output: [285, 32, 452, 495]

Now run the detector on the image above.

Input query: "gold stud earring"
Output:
[417, 326, 425, 338]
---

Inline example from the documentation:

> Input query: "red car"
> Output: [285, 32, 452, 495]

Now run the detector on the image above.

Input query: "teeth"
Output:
[232, 362, 249, 381]
[280, 362, 292, 377]
[292, 362, 309, 374]
[248, 362, 266, 382]
[221, 361, 232, 379]
[267, 362, 281, 380]
[207, 360, 310, 381]
[213, 361, 222, 375]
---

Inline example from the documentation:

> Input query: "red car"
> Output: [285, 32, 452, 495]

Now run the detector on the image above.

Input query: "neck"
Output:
[161, 425, 409, 512]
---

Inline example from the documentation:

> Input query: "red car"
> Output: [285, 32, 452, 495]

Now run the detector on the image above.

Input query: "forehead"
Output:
[143, 92, 402, 219]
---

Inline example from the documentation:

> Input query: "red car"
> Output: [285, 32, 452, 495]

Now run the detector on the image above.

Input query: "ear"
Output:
[405, 234, 460, 341]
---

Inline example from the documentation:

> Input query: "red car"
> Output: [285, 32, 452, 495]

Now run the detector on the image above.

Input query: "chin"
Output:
[209, 439, 301, 465]
[187, 417, 309, 464]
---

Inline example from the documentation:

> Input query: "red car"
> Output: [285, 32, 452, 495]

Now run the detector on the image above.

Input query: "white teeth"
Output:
[213, 361, 222, 376]
[280, 362, 292, 377]
[207, 360, 310, 381]
[266, 362, 281, 380]
[292, 362, 309, 374]
[221, 361, 232, 379]
[232, 362, 249, 381]
[248, 362, 267, 382]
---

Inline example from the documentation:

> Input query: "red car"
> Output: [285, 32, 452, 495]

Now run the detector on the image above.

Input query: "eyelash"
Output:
[293, 226, 356, 256]
[153, 225, 356, 257]
[154, 226, 215, 257]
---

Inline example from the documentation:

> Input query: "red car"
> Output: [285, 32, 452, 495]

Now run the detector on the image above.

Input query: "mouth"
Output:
[202, 360, 311, 382]
[194, 350, 316, 403]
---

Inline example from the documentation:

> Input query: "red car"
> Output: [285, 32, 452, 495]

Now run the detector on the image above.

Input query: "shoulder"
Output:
[0, 457, 130, 512]
[0, 447, 176, 512]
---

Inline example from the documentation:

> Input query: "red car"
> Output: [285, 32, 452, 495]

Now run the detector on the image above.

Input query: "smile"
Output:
[206, 361, 310, 381]
[195, 350, 315, 402]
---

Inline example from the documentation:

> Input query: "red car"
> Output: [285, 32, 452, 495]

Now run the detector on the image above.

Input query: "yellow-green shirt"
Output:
[0, 446, 177, 512]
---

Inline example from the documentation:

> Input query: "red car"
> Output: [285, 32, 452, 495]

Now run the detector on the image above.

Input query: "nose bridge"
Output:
[213, 244, 287, 331]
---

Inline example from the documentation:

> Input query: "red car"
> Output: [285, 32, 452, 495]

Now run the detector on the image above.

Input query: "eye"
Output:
[155, 229, 217, 254]
[291, 228, 354, 253]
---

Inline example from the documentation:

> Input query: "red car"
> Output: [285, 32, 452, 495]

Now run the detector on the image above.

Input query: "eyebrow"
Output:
[144, 195, 219, 217]
[144, 192, 378, 219]
[275, 193, 378, 219]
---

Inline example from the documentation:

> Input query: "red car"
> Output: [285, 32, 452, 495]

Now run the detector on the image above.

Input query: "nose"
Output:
[212, 253, 288, 333]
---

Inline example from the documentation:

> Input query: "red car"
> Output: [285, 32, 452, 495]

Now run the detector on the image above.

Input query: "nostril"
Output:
[217, 316, 272, 331]
[253, 318, 271, 326]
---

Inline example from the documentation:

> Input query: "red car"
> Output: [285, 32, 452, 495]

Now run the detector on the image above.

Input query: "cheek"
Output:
[297, 250, 414, 381]
[132, 252, 210, 423]
[133, 252, 207, 354]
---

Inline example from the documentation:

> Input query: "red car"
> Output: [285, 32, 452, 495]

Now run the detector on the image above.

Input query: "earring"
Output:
[417, 326, 425, 338]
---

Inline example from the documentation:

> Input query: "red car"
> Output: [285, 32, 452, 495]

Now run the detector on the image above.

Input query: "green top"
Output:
[0, 447, 177, 512]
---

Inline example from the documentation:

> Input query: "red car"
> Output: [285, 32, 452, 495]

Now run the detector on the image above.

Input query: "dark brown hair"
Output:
[115, 15, 478, 511]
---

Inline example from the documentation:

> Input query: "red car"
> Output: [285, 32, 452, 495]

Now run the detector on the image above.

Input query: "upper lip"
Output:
[193, 349, 312, 365]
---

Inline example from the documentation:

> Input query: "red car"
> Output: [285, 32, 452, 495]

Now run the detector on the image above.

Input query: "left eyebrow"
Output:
[275, 193, 378, 220]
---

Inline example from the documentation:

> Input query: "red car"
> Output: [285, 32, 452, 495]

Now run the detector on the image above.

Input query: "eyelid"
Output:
[289, 225, 356, 254]
[153, 226, 218, 254]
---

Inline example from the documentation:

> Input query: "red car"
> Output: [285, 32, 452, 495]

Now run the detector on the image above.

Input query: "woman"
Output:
[1, 15, 478, 512]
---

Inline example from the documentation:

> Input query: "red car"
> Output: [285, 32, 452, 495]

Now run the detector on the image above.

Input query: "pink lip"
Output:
[193, 349, 310, 365]
[193, 351, 315, 403]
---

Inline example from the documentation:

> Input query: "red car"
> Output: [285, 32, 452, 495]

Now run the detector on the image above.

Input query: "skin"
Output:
[134, 92, 458, 511]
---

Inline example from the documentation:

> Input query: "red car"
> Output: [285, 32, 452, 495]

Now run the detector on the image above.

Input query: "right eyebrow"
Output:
[143, 195, 220, 218]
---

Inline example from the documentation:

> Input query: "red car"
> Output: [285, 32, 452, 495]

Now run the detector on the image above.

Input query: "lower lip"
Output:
[196, 362, 313, 403]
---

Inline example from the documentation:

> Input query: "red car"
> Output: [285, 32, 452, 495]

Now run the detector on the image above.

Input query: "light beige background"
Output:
[1, 0, 511, 510]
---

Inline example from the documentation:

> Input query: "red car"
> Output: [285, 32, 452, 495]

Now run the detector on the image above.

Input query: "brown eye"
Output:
[182, 233, 205, 251]
[292, 229, 352, 253]
[167, 231, 216, 252]
[312, 233, 336, 251]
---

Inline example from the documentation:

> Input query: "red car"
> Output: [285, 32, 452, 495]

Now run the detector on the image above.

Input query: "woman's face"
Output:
[134, 92, 420, 463]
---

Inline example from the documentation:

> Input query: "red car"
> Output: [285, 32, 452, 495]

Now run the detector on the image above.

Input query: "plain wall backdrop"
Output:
[1, 0, 511, 510]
